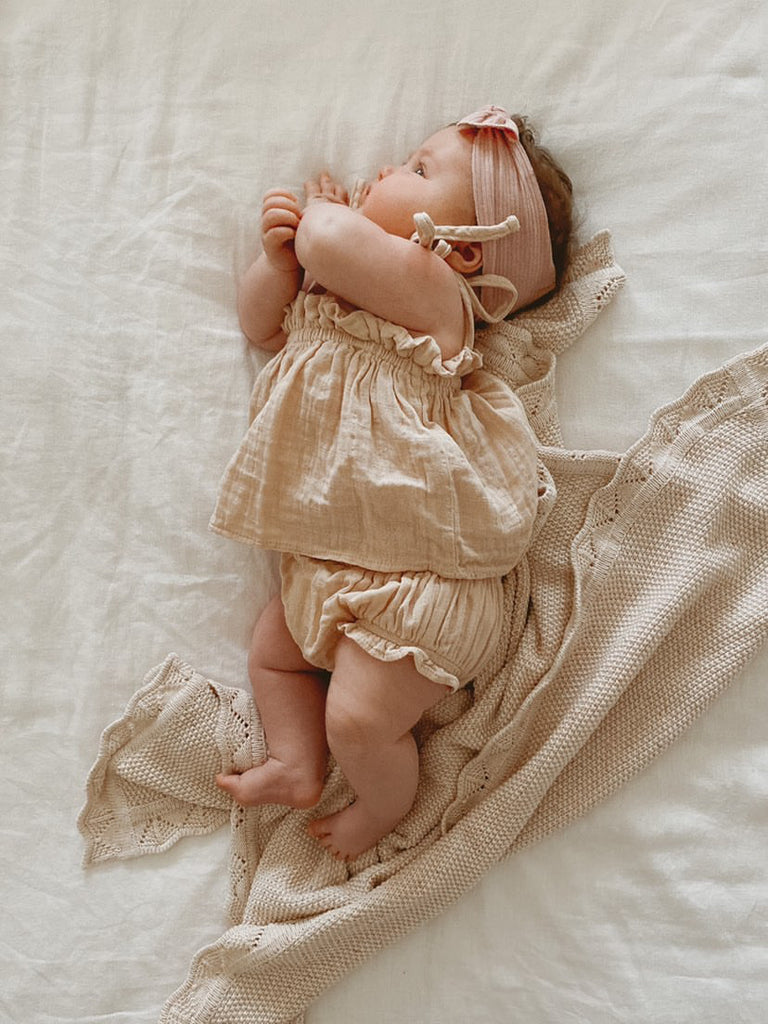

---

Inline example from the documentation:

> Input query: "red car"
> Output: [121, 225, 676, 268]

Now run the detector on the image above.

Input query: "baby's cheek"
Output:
[361, 183, 418, 239]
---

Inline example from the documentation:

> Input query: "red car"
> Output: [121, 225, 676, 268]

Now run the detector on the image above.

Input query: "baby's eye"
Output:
[414, 163, 426, 177]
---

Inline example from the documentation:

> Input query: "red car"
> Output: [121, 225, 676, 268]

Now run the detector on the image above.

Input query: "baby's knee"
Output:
[325, 684, 389, 753]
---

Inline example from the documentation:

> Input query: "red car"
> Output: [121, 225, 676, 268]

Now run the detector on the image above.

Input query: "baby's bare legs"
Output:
[308, 637, 449, 860]
[216, 595, 328, 809]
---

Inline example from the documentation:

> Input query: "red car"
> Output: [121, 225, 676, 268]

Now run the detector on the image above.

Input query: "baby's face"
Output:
[360, 125, 475, 239]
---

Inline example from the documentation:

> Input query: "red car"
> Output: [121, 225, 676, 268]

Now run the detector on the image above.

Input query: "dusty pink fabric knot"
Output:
[457, 104, 520, 139]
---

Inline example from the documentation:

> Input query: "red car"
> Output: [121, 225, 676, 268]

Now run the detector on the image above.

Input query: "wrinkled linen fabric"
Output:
[210, 289, 539, 579]
[279, 552, 505, 690]
[79, 233, 768, 1023]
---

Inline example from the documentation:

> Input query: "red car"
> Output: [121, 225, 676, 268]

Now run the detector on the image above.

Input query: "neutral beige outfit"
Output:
[210, 285, 539, 687]
[280, 553, 504, 688]
[79, 234, 768, 1024]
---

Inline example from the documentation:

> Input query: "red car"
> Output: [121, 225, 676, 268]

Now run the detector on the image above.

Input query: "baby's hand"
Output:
[261, 189, 302, 273]
[304, 172, 349, 206]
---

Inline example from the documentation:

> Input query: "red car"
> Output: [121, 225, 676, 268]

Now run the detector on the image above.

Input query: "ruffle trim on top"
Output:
[283, 291, 483, 379]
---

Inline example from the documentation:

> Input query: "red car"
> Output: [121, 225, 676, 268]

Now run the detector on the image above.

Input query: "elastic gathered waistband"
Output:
[288, 326, 463, 390]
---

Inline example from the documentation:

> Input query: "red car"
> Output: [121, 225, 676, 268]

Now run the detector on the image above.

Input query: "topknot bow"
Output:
[457, 104, 520, 139]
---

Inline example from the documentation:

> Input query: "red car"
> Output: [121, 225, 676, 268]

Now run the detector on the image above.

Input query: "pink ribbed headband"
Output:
[457, 105, 555, 316]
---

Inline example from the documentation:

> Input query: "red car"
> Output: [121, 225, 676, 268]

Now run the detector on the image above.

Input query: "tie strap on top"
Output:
[410, 210, 522, 323]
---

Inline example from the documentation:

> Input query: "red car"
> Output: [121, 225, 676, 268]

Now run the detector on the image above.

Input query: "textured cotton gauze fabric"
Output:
[78, 233, 768, 1024]
[209, 287, 539, 580]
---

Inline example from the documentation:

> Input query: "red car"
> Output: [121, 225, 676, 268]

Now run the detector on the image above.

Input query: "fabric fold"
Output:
[78, 654, 265, 866]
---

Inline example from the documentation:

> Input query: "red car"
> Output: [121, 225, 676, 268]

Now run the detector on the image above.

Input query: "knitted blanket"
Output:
[78, 233, 768, 1024]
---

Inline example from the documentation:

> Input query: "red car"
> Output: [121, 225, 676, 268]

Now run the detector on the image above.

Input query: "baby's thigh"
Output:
[249, 593, 318, 674]
[327, 636, 450, 745]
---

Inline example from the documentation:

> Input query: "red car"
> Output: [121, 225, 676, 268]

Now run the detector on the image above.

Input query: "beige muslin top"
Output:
[210, 285, 539, 579]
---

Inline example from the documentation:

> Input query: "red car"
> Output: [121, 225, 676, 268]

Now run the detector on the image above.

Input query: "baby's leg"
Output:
[216, 594, 328, 808]
[308, 636, 449, 860]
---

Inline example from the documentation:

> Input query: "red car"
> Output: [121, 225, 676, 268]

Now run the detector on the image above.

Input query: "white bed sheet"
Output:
[2, 1, 766, 1021]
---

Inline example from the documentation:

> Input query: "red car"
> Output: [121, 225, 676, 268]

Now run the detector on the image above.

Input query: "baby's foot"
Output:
[308, 801, 397, 860]
[216, 757, 323, 809]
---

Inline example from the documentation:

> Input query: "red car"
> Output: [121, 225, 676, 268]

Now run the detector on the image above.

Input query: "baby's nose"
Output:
[377, 165, 395, 180]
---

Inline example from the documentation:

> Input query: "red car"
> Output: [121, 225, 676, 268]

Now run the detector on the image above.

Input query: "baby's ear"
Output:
[445, 241, 483, 277]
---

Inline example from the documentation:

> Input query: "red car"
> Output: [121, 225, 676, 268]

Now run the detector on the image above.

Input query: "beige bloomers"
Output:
[280, 553, 505, 691]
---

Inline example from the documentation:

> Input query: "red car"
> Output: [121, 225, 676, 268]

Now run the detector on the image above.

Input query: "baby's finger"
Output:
[262, 206, 300, 232]
[263, 188, 299, 205]
[329, 183, 349, 204]
[305, 174, 348, 205]
[304, 177, 322, 199]
[306, 173, 334, 196]
[319, 172, 348, 203]
[264, 200, 301, 223]
[262, 192, 301, 218]
[264, 225, 297, 248]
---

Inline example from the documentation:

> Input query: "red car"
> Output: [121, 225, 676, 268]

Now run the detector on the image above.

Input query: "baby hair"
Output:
[512, 115, 575, 292]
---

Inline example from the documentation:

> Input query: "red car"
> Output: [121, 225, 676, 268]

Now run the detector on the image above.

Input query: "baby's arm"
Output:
[295, 189, 465, 357]
[238, 190, 303, 352]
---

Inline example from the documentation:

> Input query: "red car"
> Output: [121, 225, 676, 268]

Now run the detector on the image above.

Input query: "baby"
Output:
[211, 105, 573, 860]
